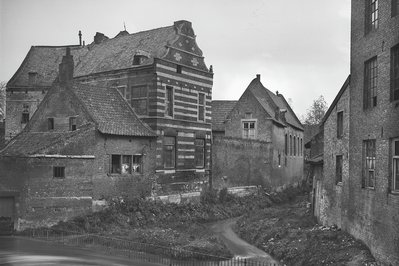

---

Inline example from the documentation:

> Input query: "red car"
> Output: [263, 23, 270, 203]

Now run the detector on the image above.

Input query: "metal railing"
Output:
[20, 227, 279, 266]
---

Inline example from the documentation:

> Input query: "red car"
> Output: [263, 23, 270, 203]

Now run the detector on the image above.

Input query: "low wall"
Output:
[148, 186, 260, 204]
[212, 136, 272, 189]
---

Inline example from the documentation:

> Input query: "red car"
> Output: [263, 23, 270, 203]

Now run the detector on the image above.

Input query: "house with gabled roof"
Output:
[211, 74, 304, 189]
[211, 100, 237, 137]
[0, 49, 157, 230]
[5, 20, 213, 194]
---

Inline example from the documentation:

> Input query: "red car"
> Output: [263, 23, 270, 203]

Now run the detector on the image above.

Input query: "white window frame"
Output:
[392, 138, 399, 192]
[242, 119, 257, 139]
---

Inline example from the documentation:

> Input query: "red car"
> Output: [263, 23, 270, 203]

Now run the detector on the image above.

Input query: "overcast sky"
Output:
[0, 0, 351, 117]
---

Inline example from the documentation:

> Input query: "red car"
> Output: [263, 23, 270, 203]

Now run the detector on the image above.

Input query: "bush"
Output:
[218, 187, 234, 203]
[200, 187, 218, 204]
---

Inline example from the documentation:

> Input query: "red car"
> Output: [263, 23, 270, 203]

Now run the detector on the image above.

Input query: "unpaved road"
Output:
[210, 218, 279, 265]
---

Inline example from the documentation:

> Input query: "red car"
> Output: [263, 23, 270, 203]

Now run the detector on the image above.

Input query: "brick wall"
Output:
[319, 84, 350, 227]
[344, 1, 399, 264]
[212, 136, 272, 189]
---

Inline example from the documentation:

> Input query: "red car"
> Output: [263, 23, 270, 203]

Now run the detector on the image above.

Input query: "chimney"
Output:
[59, 47, 74, 85]
[78, 30, 82, 46]
[256, 74, 260, 80]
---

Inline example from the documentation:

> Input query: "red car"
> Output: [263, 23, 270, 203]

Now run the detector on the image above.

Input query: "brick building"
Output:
[315, 1, 399, 264]
[313, 76, 350, 225]
[0, 49, 157, 230]
[5, 20, 213, 193]
[212, 75, 304, 189]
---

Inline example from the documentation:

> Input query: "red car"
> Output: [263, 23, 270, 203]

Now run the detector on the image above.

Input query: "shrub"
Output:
[200, 187, 218, 204]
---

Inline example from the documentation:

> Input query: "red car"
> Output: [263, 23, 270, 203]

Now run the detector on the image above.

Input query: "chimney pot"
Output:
[78, 30, 82, 46]
[256, 74, 260, 80]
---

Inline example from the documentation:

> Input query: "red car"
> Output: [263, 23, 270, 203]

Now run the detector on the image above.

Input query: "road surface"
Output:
[210, 218, 279, 265]
[0, 236, 163, 266]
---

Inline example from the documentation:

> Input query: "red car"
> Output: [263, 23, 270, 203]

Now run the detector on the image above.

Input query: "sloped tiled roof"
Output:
[8, 25, 177, 88]
[246, 77, 304, 130]
[0, 126, 93, 156]
[71, 83, 156, 137]
[211, 100, 237, 131]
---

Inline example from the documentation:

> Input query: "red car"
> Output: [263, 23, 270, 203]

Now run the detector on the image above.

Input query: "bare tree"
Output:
[301, 95, 328, 126]
[0, 81, 6, 119]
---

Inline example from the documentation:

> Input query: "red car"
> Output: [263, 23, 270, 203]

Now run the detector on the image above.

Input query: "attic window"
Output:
[21, 104, 30, 124]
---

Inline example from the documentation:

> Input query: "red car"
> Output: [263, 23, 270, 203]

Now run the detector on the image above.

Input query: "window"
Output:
[391, 44, 399, 101]
[176, 65, 182, 74]
[69, 117, 77, 131]
[131, 86, 147, 115]
[364, 57, 378, 109]
[165, 86, 174, 117]
[111, 154, 143, 174]
[21, 104, 29, 124]
[285, 134, 288, 155]
[363, 139, 376, 188]
[48, 118, 54, 130]
[290, 135, 292, 156]
[365, 0, 379, 34]
[195, 139, 205, 168]
[336, 155, 343, 184]
[132, 155, 143, 173]
[163, 136, 176, 168]
[297, 137, 300, 156]
[337, 111, 344, 138]
[294, 137, 297, 156]
[242, 121, 256, 139]
[111, 155, 121, 174]
[300, 138, 303, 156]
[53, 166, 65, 179]
[392, 0, 399, 17]
[198, 93, 205, 121]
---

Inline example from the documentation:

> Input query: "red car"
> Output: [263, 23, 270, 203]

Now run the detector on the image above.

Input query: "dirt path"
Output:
[209, 218, 279, 265]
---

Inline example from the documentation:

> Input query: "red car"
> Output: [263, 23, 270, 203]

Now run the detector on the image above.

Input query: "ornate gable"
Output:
[162, 20, 209, 72]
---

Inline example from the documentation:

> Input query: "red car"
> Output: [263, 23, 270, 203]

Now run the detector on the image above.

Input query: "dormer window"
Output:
[133, 55, 147, 65]
[28, 71, 38, 86]
[69, 117, 77, 131]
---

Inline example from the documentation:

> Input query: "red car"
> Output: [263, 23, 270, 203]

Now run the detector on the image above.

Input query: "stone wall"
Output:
[5, 89, 46, 140]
